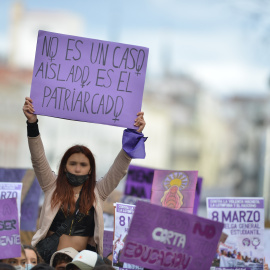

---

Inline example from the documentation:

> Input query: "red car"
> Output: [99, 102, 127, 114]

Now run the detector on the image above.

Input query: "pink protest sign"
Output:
[151, 170, 198, 213]
[30, 30, 149, 128]
[0, 198, 21, 259]
[120, 201, 224, 270]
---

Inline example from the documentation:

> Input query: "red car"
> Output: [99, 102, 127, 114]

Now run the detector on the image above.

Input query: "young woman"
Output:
[23, 245, 42, 269]
[22, 97, 146, 264]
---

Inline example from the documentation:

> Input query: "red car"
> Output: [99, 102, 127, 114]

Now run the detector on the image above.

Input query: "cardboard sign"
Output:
[0, 168, 41, 231]
[124, 165, 154, 199]
[30, 30, 149, 128]
[193, 177, 203, 215]
[207, 197, 264, 270]
[151, 170, 198, 213]
[113, 203, 143, 270]
[120, 201, 224, 270]
[0, 198, 21, 259]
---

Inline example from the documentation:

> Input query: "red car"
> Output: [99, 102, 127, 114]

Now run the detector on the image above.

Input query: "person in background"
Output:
[102, 256, 112, 266]
[31, 264, 54, 270]
[231, 250, 237, 259]
[264, 257, 269, 270]
[0, 245, 27, 270]
[50, 247, 78, 270]
[93, 265, 115, 270]
[227, 251, 232, 258]
[23, 96, 146, 264]
[66, 250, 105, 270]
[237, 252, 242, 260]
[0, 263, 16, 270]
[23, 244, 43, 269]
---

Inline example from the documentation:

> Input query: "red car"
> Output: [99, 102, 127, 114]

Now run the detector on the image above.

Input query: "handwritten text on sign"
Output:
[30, 30, 149, 128]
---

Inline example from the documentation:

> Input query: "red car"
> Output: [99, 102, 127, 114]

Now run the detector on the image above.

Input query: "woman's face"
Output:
[66, 153, 91, 175]
[25, 248, 38, 265]
[2, 253, 27, 268]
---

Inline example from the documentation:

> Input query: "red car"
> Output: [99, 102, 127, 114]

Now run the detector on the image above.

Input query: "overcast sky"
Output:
[1, 0, 270, 96]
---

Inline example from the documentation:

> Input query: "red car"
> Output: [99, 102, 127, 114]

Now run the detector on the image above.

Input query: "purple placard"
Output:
[0, 168, 41, 231]
[151, 170, 198, 213]
[0, 198, 21, 259]
[30, 30, 149, 128]
[120, 201, 224, 270]
[124, 165, 154, 199]
[103, 229, 114, 258]
[193, 177, 203, 215]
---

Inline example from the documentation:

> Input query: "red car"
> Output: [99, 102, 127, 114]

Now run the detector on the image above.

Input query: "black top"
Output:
[49, 206, 95, 237]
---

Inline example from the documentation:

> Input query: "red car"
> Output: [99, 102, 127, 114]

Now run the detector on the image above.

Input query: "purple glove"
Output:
[122, 128, 147, 159]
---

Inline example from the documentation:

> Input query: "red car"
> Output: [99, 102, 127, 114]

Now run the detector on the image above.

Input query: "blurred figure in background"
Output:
[23, 244, 43, 269]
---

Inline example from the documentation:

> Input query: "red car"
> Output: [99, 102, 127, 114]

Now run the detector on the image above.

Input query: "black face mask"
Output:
[66, 171, 89, 187]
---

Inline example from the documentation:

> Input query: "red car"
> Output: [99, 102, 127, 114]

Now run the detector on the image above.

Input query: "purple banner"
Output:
[0, 198, 21, 259]
[0, 168, 42, 231]
[124, 165, 154, 199]
[30, 30, 149, 128]
[193, 177, 203, 215]
[120, 201, 224, 270]
[151, 170, 198, 213]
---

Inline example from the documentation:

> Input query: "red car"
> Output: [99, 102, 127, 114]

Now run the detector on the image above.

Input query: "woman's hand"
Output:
[134, 112, 146, 133]
[22, 97, 37, 123]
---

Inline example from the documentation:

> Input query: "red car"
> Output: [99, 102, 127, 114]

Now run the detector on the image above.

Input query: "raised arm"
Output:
[23, 97, 37, 123]
[96, 112, 147, 200]
[23, 97, 56, 192]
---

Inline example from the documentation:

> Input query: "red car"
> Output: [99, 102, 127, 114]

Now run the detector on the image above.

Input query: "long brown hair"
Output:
[51, 145, 96, 215]
[23, 244, 43, 263]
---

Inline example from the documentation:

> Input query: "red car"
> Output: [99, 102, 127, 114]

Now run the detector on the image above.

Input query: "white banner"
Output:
[207, 197, 264, 270]
[113, 202, 143, 270]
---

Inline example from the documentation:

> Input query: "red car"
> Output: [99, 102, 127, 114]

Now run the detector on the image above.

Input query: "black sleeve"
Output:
[27, 120, 40, 137]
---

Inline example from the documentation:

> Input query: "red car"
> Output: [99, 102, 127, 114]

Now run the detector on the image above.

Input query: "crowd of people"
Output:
[0, 244, 115, 270]
[219, 249, 264, 264]
[0, 96, 268, 270]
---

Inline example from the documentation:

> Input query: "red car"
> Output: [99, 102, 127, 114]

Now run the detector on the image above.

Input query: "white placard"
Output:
[113, 202, 143, 270]
[207, 197, 264, 270]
